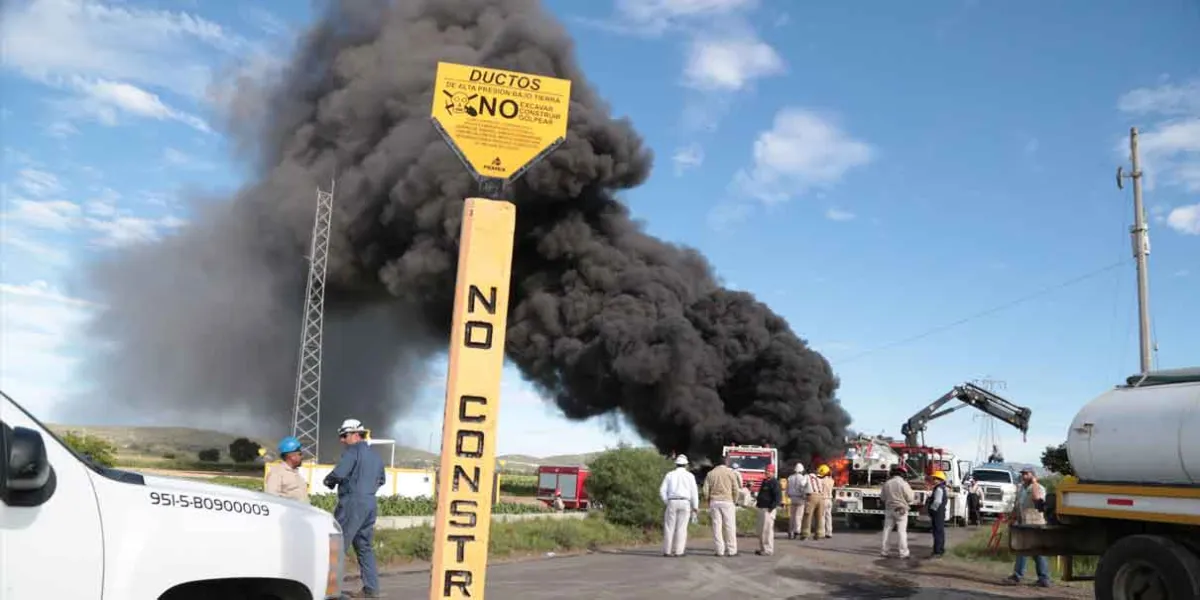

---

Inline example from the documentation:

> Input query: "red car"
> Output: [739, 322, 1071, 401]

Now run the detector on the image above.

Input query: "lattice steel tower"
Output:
[291, 181, 336, 462]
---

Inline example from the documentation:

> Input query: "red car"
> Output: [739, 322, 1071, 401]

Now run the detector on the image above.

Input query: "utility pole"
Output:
[1117, 127, 1153, 375]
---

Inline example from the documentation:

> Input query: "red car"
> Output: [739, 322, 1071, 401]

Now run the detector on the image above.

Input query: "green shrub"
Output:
[61, 431, 117, 468]
[1040, 443, 1074, 476]
[228, 437, 262, 463]
[198, 448, 220, 462]
[585, 447, 673, 529]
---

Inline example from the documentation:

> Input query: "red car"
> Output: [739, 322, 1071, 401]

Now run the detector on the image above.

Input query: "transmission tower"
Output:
[971, 377, 1007, 464]
[290, 181, 336, 462]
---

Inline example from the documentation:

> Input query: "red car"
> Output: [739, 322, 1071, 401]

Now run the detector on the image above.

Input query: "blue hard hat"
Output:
[278, 436, 302, 455]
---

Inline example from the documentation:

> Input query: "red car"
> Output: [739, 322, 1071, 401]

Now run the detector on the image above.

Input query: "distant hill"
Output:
[47, 424, 264, 458]
[49, 423, 610, 468]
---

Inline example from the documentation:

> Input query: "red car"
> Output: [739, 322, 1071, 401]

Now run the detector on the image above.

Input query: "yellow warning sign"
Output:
[431, 62, 572, 181]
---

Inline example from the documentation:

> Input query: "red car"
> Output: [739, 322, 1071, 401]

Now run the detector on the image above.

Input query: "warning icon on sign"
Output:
[491, 157, 502, 166]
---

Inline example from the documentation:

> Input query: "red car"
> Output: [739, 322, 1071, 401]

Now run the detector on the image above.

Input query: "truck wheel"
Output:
[1096, 534, 1200, 600]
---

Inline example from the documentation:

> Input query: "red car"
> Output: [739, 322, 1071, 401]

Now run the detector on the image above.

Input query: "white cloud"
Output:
[612, 0, 757, 35]
[1166, 203, 1200, 235]
[706, 202, 752, 232]
[0, 280, 98, 416]
[0, 0, 246, 99]
[60, 76, 213, 134]
[825, 207, 857, 222]
[162, 147, 214, 169]
[4, 199, 82, 231]
[3, 172, 184, 249]
[672, 143, 705, 174]
[46, 121, 81, 138]
[733, 108, 876, 205]
[85, 214, 187, 248]
[1118, 80, 1200, 116]
[1116, 80, 1200, 194]
[16, 168, 64, 197]
[682, 30, 784, 92]
[84, 187, 120, 217]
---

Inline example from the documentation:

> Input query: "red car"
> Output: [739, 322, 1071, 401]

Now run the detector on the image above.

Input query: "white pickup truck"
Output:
[969, 464, 1019, 519]
[1, 391, 345, 600]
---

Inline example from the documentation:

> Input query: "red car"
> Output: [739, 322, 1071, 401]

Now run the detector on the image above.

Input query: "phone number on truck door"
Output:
[149, 491, 271, 516]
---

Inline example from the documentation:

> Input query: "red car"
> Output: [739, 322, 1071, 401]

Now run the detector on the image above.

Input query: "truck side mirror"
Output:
[1, 423, 57, 507]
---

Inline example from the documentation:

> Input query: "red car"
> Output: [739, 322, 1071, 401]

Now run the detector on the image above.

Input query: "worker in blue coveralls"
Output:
[323, 418, 386, 599]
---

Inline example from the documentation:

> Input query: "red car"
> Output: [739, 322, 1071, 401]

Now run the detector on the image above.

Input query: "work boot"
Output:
[344, 589, 382, 598]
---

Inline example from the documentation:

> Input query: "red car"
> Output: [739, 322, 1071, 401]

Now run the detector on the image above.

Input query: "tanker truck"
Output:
[1009, 367, 1200, 599]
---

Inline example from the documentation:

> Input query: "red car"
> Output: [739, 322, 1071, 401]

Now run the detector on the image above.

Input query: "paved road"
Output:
[370, 525, 1087, 599]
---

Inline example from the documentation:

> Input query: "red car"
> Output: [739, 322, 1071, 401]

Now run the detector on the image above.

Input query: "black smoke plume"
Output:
[73, 0, 851, 463]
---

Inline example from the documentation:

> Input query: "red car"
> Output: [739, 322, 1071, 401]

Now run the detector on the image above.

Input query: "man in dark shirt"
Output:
[755, 464, 782, 556]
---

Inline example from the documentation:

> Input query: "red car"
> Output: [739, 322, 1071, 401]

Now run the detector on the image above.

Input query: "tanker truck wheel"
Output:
[1095, 534, 1200, 600]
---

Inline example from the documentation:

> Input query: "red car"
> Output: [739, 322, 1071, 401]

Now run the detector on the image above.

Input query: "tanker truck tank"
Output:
[1065, 373, 1200, 485]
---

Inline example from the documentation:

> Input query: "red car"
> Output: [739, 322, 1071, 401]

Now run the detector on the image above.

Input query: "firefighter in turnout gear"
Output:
[785, 463, 808, 539]
[817, 464, 835, 538]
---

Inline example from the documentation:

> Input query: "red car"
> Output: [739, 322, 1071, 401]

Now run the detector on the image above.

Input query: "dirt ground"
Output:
[356, 523, 1094, 599]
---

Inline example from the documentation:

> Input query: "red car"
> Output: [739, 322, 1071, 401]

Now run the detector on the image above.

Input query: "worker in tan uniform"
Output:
[880, 466, 915, 558]
[264, 436, 310, 503]
[702, 461, 742, 556]
[817, 464, 835, 538]
[799, 468, 827, 539]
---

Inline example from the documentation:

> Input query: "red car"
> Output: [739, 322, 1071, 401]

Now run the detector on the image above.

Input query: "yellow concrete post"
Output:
[427, 199, 516, 600]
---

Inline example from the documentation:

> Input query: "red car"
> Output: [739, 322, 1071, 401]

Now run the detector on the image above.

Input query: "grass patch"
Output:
[117, 456, 264, 474]
[951, 525, 1098, 579]
[308, 495, 547, 517]
[207, 476, 264, 491]
[499, 474, 537, 497]
[372, 513, 657, 564]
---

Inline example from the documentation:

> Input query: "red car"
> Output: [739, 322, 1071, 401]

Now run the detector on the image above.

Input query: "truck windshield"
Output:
[972, 470, 1013, 483]
[727, 455, 771, 470]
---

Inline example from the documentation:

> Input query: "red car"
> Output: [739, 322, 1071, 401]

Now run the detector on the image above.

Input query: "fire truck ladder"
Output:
[900, 382, 1032, 448]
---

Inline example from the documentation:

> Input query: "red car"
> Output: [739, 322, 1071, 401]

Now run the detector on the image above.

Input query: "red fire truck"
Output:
[534, 465, 591, 510]
[722, 444, 779, 495]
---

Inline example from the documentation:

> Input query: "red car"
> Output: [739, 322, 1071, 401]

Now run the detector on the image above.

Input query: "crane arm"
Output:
[899, 382, 1032, 447]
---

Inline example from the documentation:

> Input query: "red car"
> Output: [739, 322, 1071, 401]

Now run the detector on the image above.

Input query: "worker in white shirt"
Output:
[785, 463, 809, 539]
[659, 454, 699, 557]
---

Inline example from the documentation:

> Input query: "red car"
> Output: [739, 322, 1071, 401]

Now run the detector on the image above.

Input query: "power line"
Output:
[835, 260, 1130, 365]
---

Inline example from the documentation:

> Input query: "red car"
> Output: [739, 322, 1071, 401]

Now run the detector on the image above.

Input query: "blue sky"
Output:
[2, 0, 1197, 465]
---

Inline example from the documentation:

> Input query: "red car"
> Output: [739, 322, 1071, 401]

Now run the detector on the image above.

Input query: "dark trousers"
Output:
[967, 493, 981, 525]
[930, 510, 946, 555]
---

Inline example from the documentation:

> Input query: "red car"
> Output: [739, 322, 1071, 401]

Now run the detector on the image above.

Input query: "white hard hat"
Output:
[674, 454, 688, 466]
[794, 463, 805, 474]
[338, 418, 366, 436]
